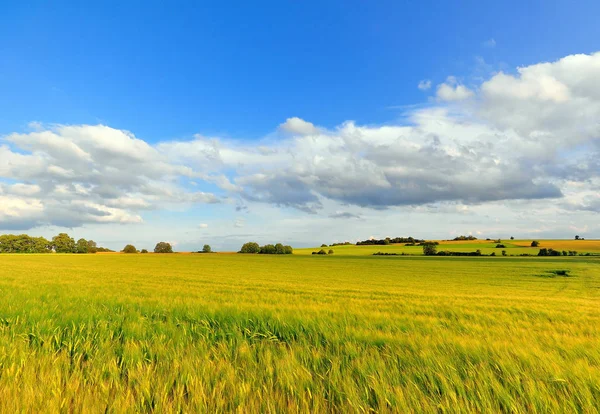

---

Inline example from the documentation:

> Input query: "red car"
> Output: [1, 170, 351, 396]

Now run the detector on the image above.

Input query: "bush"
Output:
[538, 248, 561, 256]
[257, 243, 293, 254]
[239, 242, 260, 253]
[328, 249, 334, 255]
[122, 244, 137, 253]
[453, 235, 478, 241]
[496, 244, 506, 248]
[490, 252, 496, 256]
[510, 236, 514, 240]
[321, 244, 328, 247]
[140, 249, 148, 253]
[422, 242, 438, 256]
[531, 241, 540, 247]
[154, 242, 173, 253]
[502, 250, 507, 256]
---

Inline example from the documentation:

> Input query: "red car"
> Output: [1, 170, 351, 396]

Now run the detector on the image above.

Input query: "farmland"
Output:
[1, 251, 599, 412]
[297, 239, 600, 256]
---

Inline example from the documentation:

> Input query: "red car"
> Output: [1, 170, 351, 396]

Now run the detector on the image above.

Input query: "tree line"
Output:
[0, 233, 112, 253]
[239, 242, 293, 254]
[0, 233, 176, 254]
[355, 236, 425, 246]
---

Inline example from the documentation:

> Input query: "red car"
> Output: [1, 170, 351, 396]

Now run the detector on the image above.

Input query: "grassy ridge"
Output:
[1, 254, 599, 412]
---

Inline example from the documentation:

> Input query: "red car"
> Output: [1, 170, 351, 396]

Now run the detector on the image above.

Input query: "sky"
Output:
[1, 0, 599, 251]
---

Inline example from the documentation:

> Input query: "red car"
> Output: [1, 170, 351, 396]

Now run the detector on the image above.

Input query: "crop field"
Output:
[296, 239, 600, 256]
[1, 253, 599, 412]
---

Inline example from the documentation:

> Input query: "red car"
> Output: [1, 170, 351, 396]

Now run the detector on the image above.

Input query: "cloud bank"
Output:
[1, 51, 599, 234]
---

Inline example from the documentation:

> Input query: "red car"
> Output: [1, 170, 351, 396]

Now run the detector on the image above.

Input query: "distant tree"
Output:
[496, 244, 506, 248]
[510, 236, 514, 240]
[154, 242, 173, 253]
[422, 242, 437, 256]
[575, 235, 580, 240]
[502, 250, 507, 256]
[52, 233, 75, 253]
[202, 244, 212, 253]
[140, 249, 148, 253]
[531, 241, 540, 247]
[87, 240, 98, 253]
[123, 244, 137, 253]
[562, 250, 568, 256]
[490, 252, 496, 256]
[321, 244, 328, 247]
[76, 238, 88, 254]
[239, 242, 260, 254]
[283, 245, 293, 254]
[383, 238, 391, 245]
[317, 249, 327, 255]
[259, 244, 277, 254]
[328, 249, 334, 255]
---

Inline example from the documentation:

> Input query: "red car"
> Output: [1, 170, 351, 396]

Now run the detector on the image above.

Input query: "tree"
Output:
[510, 236, 514, 240]
[275, 243, 285, 254]
[328, 249, 334, 255]
[239, 242, 260, 253]
[154, 242, 173, 253]
[140, 249, 148, 253]
[575, 235, 580, 240]
[76, 238, 88, 253]
[321, 244, 328, 247]
[531, 240, 539, 247]
[202, 244, 212, 253]
[259, 244, 276, 254]
[422, 242, 437, 256]
[317, 249, 327, 255]
[123, 244, 137, 253]
[502, 250, 507, 256]
[87, 240, 98, 253]
[52, 233, 75, 253]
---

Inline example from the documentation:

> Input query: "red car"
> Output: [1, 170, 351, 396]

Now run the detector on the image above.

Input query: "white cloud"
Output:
[418, 80, 432, 90]
[0, 124, 220, 229]
[436, 77, 475, 101]
[278, 117, 319, 135]
[199, 223, 209, 228]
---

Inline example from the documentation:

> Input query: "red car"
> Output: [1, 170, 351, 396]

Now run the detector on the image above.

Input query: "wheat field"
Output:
[1, 253, 599, 412]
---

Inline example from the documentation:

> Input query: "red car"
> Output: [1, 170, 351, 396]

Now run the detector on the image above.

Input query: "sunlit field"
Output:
[1, 253, 599, 412]
[296, 239, 600, 256]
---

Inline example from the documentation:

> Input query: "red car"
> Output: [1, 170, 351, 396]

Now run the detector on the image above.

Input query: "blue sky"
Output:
[1, 1, 599, 250]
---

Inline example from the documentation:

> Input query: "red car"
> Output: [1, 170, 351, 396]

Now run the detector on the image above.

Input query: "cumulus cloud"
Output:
[436, 77, 475, 101]
[418, 80, 432, 90]
[278, 117, 319, 135]
[0, 124, 219, 230]
[199, 223, 209, 228]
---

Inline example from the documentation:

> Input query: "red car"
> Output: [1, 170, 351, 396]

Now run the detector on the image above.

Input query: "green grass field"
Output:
[1, 252, 599, 412]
